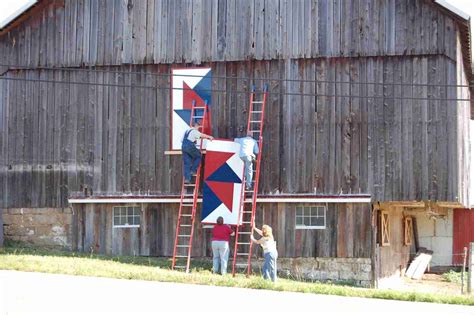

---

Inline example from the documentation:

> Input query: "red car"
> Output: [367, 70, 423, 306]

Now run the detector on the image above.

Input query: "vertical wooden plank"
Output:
[103, 0, 115, 64]
[350, 60, 361, 194]
[88, 0, 98, 64]
[437, 57, 448, 200]
[82, 0, 91, 65]
[132, 0, 147, 63]
[159, 0, 169, 63]
[92, 71, 103, 194]
[254, 0, 264, 60]
[45, 70, 55, 207]
[383, 59, 394, 201]
[191, 0, 203, 63]
[75, 0, 84, 65]
[165, 0, 176, 63]
[145, 0, 155, 63]
[201, 0, 212, 61]
[122, 0, 133, 64]
[401, 58, 414, 200]
[214, 0, 226, 61]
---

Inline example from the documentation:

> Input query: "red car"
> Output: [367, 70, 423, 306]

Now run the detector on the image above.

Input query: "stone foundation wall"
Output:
[251, 257, 372, 287]
[2, 208, 72, 248]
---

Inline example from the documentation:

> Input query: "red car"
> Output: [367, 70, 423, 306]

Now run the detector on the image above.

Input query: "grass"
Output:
[1, 242, 473, 306]
[443, 270, 462, 284]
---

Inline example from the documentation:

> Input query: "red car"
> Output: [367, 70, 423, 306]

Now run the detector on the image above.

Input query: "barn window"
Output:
[404, 217, 413, 246]
[113, 206, 141, 228]
[295, 205, 326, 229]
[380, 211, 390, 246]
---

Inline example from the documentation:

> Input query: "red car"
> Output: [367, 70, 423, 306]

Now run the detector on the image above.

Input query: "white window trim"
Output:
[113, 206, 142, 228]
[295, 204, 327, 230]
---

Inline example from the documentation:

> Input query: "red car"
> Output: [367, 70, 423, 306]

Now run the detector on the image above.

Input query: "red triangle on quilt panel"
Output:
[183, 82, 205, 110]
[206, 180, 235, 213]
[204, 151, 234, 179]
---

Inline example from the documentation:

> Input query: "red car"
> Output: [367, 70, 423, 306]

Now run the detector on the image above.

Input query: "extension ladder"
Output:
[172, 102, 209, 273]
[232, 84, 268, 276]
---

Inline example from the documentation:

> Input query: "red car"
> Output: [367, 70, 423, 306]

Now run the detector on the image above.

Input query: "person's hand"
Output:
[209, 136, 214, 141]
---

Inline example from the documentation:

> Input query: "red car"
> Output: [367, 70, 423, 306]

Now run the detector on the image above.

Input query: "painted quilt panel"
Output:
[201, 140, 244, 225]
[171, 68, 212, 150]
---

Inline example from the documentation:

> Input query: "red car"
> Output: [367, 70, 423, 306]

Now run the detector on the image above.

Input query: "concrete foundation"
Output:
[2, 208, 72, 248]
[251, 257, 372, 287]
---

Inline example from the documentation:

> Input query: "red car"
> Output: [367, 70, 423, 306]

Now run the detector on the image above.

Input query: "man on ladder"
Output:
[234, 131, 259, 190]
[182, 120, 214, 184]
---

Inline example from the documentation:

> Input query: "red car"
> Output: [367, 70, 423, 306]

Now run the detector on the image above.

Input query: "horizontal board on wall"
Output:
[71, 202, 372, 258]
[0, 55, 470, 208]
[0, 0, 459, 67]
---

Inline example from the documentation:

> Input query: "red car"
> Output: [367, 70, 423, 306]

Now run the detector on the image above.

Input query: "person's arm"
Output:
[201, 133, 214, 140]
[250, 235, 262, 244]
[253, 140, 259, 155]
[227, 225, 235, 237]
[253, 226, 263, 236]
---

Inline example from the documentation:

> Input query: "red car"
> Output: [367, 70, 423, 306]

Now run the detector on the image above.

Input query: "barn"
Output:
[0, 0, 472, 288]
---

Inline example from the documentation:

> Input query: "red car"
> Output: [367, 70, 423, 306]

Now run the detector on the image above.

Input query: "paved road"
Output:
[0, 270, 472, 315]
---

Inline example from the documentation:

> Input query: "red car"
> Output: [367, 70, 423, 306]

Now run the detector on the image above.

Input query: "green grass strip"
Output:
[0, 245, 473, 306]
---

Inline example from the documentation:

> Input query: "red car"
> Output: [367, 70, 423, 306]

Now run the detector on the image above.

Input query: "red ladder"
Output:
[172, 102, 209, 273]
[232, 84, 268, 276]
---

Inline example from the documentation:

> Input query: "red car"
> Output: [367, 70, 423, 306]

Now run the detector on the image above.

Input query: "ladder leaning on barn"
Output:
[172, 101, 209, 273]
[232, 84, 268, 276]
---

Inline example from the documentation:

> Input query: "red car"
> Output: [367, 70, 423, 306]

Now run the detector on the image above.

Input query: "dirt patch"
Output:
[401, 273, 465, 296]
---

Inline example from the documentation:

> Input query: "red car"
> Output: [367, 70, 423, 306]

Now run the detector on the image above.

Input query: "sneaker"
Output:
[246, 186, 253, 191]
[191, 171, 197, 176]
[184, 179, 191, 184]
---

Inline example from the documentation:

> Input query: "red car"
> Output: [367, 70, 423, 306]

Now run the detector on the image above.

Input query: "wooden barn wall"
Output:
[0, 55, 471, 208]
[0, 0, 459, 68]
[71, 202, 372, 258]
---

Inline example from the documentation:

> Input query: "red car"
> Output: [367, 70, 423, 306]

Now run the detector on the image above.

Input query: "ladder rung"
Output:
[251, 111, 263, 113]
[178, 235, 191, 237]
[181, 214, 193, 217]
[235, 263, 249, 267]
[181, 204, 193, 207]
[242, 211, 253, 213]
[241, 221, 252, 224]
[237, 242, 250, 245]
[193, 107, 207, 109]
[252, 101, 264, 104]
[239, 232, 251, 235]
[248, 130, 260, 132]
[249, 120, 261, 123]
[174, 255, 188, 258]
[184, 183, 196, 186]
[193, 116, 204, 119]
[180, 224, 192, 227]
[177, 245, 190, 248]
[236, 253, 250, 256]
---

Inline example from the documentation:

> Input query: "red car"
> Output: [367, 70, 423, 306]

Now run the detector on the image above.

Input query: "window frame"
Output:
[112, 206, 142, 228]
[404, 216, 413, 246]
[295, 204, 327, 230]
[380, 210, 390, 246]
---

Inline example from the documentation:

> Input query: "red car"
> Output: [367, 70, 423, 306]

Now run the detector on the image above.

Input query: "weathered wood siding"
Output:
[0, 0, 460, 67]
[0, 55, 471, 207]
[72, 202, 372, 258]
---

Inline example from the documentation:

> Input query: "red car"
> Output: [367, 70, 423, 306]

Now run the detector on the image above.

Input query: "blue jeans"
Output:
[212, 241, 229, 275]
[241, 156, 254, 188]
[182, 142, 201, 181]
[263, 251, 278, 282]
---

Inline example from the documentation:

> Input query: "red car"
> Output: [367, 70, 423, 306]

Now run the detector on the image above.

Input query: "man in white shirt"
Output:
[234, 131, 259, 190]
[182, 120, 213, 183]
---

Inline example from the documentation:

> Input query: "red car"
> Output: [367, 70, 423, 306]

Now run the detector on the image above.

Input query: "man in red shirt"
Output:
[212, 216, 235, 275]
